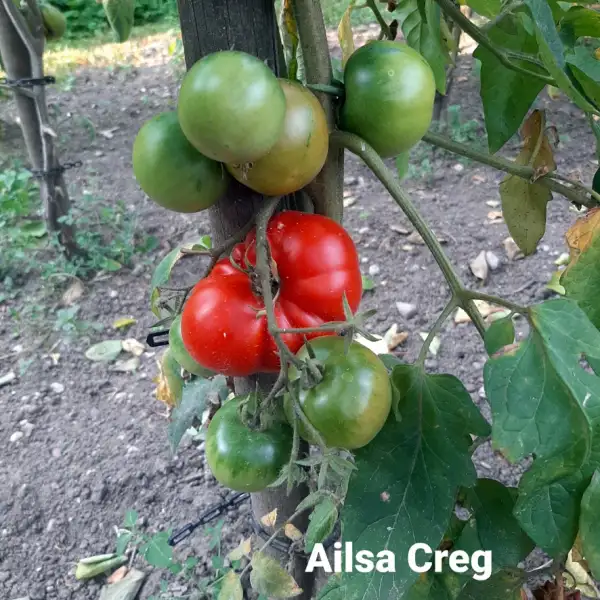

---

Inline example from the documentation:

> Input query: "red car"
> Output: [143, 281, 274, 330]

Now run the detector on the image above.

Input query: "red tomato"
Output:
[180, 211, 362, 376]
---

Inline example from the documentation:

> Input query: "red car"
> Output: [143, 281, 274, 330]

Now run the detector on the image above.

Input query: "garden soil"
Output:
[0, 27, 596, 600]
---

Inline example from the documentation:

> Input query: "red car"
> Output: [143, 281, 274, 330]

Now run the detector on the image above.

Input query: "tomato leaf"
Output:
[322, 367, 489, 598]
[218, 571, 243, 600]
[484, 316, 515, 356]
[250, 553, 302, 598]
[20, 220, 46, 238]
[499, 110, 555, 256]
[279, 0, 300, 81]
[560, 7, 600, 43]
[395, 0, 449, 94]
[466, 479, 535, 568]
[139, 532, 174, 569]
[462, 0, 501, 19]
[473, 15, 545, 153]
[456, 569, 524, 600]
[149, 238, 211, 317]
[561, 208, 600, 329]
[580, 471, 600, 579]
[304, 498, 338, 553]
[523, 0, 598, 113]
[102, 0, 134, 42]
[566, 45, 600, 111]
[168, 375, 228, 451]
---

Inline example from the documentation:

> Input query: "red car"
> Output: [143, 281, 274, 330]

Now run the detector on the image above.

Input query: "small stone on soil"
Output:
[396, 302, 417, 319]
[485, 251, 501, 271]
[9, 432, 23, 443]
[50, 382, 64, 394]
[368, 264, 380, 276]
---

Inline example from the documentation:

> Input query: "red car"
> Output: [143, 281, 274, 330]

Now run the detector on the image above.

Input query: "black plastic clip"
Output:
[146, 330, 170, 347]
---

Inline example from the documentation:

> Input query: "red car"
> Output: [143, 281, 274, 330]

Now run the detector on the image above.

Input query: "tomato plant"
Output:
[132, 111, 229, 213]
[180, 210, 362, 376]
[177, 50, 287, 164]
[284, 337, 392, 449]
[340, 40, 436, 158]
[226, 79, 329, 196]
[205, 396, 292, 492]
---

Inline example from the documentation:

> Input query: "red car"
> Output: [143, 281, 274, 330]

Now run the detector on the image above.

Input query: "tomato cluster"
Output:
[142, 42, 435, 492]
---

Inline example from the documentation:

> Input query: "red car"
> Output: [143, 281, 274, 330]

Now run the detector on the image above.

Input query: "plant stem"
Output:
[305, 83, 345, 97]
[332, 130, 487, 338]
[288, 381, 328, 451]
[433, 0, 554, 86]
[416, 298, 457, 367]
[366, 0, 392, 39]
[460, 290, 527, 315]
[423, 131, 600, 208]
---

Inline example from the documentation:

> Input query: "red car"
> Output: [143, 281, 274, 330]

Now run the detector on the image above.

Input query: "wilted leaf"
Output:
[218, 571, 243, 600]
[418, 332, 441, 356]
[106, 565, 128, 584]
[155, 349, 184, 408]
[337, 0, 356, 67]
[76, 555, 127, 580]
[228, 537, 253, 562]
[279, 0, 300, 80]
[354, 333, 388, 355]
[98, 568, 146, 600]
[383, 324, 408, 351]
[454, 300, 494, 324]
[113, 317, 136, 330]
[122, 338, 145, 357]
[487, 210, 504, 221]
[304, 498, 338, 553]
[111, 357, 140, 373]
[61, 280, 84, 306]
[470, 250, 489, 281]
[564, 546, 600, 598]
[85, 340, 123, 363]
[561, 208, 600, 328]
[503, 236, 525, 261]
[250, 553, 302, 598]
[284, 523, 303, 542]
[500, 111, 556, 256]
[261, 509, 278, 529]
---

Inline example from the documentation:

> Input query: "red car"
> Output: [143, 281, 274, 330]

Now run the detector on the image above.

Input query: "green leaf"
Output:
[561, 227, 600, 329]
[484, 316, 515, 356]
[467, 479, 535, 568]
[524, 0, 597, 113]
[473, 15, 545, 153]
[560, 6, 600, 42]
[101, 258, 122, 272]
[123, 509, 138, 529]
[456, 569, 524, 600]
[323, 367, 489, 599]
[85, 340, 123, 363]
[115, 531, 132, 556]
[304, 498, 338, 553]
[361, 275, 375, 291]
[102, 0, 134, 42]
[395, 0, 449, 94]
[218, 571, 243, 600]
[580, 470, 600, 579]
[140, 532, 174, 569]
[20, 220, 46, 238]
[149, 239, 211, 317]
[464, 0, 501, 19]
[250, 553, 303, 598]
[168, 376, 228, 451]
[499, 172, 551, 256]
[566, 45, 600, 110]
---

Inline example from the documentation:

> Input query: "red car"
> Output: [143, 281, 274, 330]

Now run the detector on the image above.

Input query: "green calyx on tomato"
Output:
[283, 337, 392, 450]
[180, 211, 363, 377]
[177, 50, 286, 164]
[340, 40, 436, 159]
[205, 396, 292, 492]
[226, 79, 329, 196]
[168, 314, 214, 378]
[132, 111, 229, 213]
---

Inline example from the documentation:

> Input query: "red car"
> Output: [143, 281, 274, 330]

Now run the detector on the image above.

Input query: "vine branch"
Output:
[433, 0, 554, 86]
[423, 131, 600, 208]
[332, 130, 487, 338]
[366, 0, 392, 40]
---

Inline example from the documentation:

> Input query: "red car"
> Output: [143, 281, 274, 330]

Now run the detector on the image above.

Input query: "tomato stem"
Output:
[365, 0, 393, 40]
[416, 298, 457, 369]
[423, 131, 600, 208]
[332, 130, 487, 339]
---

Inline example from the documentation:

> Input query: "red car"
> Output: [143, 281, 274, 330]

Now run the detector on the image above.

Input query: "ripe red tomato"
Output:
[180, 211, 362, 376]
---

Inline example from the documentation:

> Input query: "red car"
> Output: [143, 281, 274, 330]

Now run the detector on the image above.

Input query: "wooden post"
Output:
[175, 1, 315, 596]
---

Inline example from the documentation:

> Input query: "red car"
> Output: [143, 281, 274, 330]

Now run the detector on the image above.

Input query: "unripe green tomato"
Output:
[340, 41, 436, 158]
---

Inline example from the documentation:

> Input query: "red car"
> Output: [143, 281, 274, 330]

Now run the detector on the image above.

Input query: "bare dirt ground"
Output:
[0, 26, 596, 600]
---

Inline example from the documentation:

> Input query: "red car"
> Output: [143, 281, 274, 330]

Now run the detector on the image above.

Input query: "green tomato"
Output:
[169, 315, 214, 378]
[132, 111, 228, 213]
[284, 337, 392, 449]
[340, 40, 436, 158]
[205, 397, 293, 492]
[177, 51, 286, 164]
